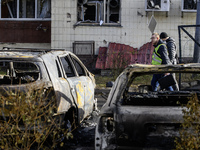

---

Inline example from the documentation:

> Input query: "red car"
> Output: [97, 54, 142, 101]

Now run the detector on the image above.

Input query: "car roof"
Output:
[124, 63, 200, 74]
[0, 48, 73, 61]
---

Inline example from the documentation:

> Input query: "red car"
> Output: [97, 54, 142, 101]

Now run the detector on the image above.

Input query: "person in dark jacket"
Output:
[160, 32, 178, 65]
[160, 32, 179, 91]
[151, 32, 173, 91]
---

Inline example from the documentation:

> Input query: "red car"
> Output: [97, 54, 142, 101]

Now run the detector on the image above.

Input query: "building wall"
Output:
[51, 0, 197, 58]
[0, 20, 51, 50]
[0, 43, 51, 50]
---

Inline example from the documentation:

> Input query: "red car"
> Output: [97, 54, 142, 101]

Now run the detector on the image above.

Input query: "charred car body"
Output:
[95, 64, 200, 150]
[0, 48, 96, 128]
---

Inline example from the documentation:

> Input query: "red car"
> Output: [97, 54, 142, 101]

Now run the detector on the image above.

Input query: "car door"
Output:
[58, 54, 88, 122]
[41, 53, 75, 114]
[69, 54, 94, 117]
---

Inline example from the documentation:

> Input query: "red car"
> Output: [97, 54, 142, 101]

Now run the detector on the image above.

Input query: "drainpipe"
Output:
[193, 0, 200, 63]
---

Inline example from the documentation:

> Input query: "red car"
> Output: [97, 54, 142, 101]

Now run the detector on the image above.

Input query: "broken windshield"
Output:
[122, 73, 200, 106]
[0, 61, 39, 85]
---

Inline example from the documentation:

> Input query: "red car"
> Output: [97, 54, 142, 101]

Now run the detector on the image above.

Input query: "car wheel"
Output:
[64, 109, 77, 131]
[55, 109, 77, 144]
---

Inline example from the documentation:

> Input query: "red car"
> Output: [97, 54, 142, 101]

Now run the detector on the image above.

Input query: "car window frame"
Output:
[55, 57, 63, 78]
[0, 60, 42, 84]
[69, 54, 87, 77]
[58, 54, 78, 78]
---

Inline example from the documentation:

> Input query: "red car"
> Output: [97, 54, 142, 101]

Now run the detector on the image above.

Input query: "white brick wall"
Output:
[51, 0, 197, 57]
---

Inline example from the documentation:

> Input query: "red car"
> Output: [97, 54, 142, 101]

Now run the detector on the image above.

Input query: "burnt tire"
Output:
[64, 109, 77, 131]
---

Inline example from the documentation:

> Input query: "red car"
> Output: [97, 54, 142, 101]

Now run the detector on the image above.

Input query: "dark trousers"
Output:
[151, 74, 174, 92]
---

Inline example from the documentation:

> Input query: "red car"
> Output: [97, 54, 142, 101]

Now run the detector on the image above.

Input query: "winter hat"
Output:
[160, 32, 168, 39]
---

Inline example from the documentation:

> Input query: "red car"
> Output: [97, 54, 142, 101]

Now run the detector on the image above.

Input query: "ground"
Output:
[62, 94, 107, 150]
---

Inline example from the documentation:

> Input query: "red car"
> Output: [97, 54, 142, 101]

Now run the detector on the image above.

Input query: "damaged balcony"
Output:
[0, 0, 51, 43]
[0, 0, 51, 20]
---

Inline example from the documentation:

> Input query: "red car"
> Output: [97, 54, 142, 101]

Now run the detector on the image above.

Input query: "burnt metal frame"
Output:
[1, 47, 65, 53]
[178, 24, 200, 63]
[178, 24, 200, 89]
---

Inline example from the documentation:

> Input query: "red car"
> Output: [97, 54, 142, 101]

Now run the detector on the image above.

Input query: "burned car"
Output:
[95, 64, 200, 150]
[0, 48, 96, 128]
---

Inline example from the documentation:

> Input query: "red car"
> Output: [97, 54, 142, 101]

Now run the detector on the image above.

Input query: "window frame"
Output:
[76, 0, 121, 26]
[0, 0, 51, 21]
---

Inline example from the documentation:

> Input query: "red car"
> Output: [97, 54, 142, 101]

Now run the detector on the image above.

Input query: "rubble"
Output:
[95, 42, 154, 69]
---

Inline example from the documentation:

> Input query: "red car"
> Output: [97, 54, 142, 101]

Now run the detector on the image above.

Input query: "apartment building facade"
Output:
[0, 0, 197, 63]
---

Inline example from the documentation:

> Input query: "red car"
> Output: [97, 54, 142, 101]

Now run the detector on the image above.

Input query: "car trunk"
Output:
[0, 60, 53, 120]
[114, 91, 200, 149]
[0, 61, 40, 85]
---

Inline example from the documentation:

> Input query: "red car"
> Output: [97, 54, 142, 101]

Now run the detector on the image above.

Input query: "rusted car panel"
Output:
[0, 49, 96, 126]
[95, 64, 200, 150]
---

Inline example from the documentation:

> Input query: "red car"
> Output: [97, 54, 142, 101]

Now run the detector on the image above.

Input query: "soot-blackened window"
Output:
[183, 0, 197, 10]
[0, 61, 39, 85]
[77, 0, 120, 24]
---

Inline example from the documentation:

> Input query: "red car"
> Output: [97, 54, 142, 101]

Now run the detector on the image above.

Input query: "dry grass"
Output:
[95, 74, 152, 88]
[0, 84, 72, 149]
[175, 93, 200, 150]
[95, 72, 200, 88]
[95, 75, 115, 88]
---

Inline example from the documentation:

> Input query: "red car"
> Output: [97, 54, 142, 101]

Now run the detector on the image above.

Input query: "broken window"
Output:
[71, 56, 86, 76]
[0, 0, 51, 19]
[60, 56, 76, 78]
[122, 73, 200, 106]
[183, 0, 197, 10]
[0, 61, 40, 85]
[77, 0, 120, 24]
[19, 0, 35, 18]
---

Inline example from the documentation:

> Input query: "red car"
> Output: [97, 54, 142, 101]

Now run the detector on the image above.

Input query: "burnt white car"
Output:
[0, 48, 96, 128]
[95, 64, 200, 150]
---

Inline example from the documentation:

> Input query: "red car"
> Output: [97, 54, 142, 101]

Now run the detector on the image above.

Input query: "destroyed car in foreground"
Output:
[0, 48, 96, 129]
[95, 64, 200, 150]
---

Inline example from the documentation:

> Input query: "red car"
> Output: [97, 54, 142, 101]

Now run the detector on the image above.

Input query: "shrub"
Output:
[0, 84, 73, 149]
[110, 50, 131, 79]
[175, 93, 200, 150]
